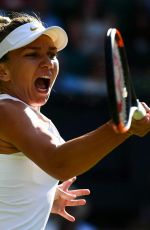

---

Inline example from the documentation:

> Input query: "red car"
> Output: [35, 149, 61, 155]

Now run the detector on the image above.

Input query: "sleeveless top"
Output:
[0, 94, 64, 230]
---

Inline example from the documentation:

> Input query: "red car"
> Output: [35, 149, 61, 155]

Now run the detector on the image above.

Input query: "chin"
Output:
[32, 100, 48, 107]
[29, 95, 49, 107]
[27, 89, 51, 106]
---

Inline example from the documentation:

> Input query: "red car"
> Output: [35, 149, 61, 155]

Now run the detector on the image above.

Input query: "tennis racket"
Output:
[105, 28, 146, 133]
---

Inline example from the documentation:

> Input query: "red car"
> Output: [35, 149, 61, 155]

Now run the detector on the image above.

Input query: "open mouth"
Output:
[34, 76, 51, 93]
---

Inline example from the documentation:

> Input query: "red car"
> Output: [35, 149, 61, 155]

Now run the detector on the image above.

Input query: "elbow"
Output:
[48, 163, 77, 181]
[50, 168, 77, 181]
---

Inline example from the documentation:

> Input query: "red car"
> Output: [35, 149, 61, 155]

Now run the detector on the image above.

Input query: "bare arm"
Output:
[0, 100, 149, 181]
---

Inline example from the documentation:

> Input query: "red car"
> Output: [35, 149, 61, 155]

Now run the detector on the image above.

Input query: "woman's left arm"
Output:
[51, 177, 90, 222]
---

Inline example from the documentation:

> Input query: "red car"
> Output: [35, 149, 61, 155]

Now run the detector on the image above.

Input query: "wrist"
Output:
[106, 120, 132, 138]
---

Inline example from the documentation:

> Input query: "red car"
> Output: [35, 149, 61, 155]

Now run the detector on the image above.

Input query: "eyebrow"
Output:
[22, 46, 57, 51]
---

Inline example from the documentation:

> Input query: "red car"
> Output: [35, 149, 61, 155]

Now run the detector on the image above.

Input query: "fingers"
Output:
[141, 102, 150, 112]
[59, 177, 77, 191]
[129, 101, 150, 137]
[69, 189, 90, 197]
[54, 178, 91, 222]
[57, 188, 77, 200]
[142, 103, 150, 123]
[130, 117, 150, 137]
[138, 104, 150, 126]
[57, 199, 88, 222]
[58, 209, 75, 222]
[58, 188, 90, 202]
[65, 198, 87, 207]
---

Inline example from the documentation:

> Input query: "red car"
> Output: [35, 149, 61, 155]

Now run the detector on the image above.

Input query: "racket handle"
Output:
[133, 100, 146, 120]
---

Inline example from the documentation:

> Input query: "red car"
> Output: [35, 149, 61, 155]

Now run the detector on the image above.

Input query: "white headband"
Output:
[0, 21, 68, 59]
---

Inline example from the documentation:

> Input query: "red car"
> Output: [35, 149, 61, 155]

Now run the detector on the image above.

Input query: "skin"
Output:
[51, 177, 90, 222]
[0, 34, 149, 220]
[0, 35, 90, 220]
[0, 35, 59, 106]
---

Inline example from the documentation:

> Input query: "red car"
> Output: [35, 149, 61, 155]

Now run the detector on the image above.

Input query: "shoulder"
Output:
[0, 99, 29, 122]
[0, 98, 25, 116]
[0, 99, 40, 137]
[0, 97, 25, 108]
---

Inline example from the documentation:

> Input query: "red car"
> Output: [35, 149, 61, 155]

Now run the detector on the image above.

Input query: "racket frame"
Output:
[105, 28, 145, 133]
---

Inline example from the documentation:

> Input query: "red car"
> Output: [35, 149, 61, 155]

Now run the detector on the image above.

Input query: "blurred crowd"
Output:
[0, 1, 150, 229]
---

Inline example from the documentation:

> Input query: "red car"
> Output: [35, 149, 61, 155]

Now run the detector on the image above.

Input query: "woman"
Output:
[0, 12, 149, 229]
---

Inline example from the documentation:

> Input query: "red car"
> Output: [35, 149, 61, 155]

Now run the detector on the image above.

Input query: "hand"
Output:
[51, 177, 90, 222]
[129, 103, 150, 137]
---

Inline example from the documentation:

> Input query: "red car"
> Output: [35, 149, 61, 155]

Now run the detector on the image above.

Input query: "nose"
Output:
[40, 56, 55, 70]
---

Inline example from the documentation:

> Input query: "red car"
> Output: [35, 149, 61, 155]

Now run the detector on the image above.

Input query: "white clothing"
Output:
[0, 94, 64, 230]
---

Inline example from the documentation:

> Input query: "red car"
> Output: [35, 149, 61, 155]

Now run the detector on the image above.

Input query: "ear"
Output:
[0, 63, 10, 81]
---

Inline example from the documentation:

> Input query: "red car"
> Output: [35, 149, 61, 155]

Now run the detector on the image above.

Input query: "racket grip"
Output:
[133, 100, 146, 120]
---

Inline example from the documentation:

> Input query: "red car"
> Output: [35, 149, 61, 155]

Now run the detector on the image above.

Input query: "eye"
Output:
[48, 52, 58, 60]
[25, 52, 38, 57]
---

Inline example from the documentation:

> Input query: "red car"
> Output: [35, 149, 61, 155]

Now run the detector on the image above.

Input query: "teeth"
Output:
[41, 76, 50, 79]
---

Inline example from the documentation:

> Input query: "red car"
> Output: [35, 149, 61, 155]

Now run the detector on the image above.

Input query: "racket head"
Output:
[105, 28, 132, 133]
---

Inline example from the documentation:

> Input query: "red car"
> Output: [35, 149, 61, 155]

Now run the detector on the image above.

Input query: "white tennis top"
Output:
[0, 94, 64, 230]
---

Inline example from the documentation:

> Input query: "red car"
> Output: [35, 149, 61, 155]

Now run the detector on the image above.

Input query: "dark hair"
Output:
[0, 12, 42, 62]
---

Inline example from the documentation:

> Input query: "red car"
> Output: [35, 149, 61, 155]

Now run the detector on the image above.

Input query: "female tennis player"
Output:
[0, 12, 149, 229]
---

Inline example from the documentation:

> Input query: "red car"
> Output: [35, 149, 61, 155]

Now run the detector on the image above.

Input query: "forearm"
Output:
[52, 121, 131, 180]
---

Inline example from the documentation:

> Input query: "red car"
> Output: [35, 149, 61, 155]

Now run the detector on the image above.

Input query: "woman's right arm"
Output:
[0, 100, 149, 181]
